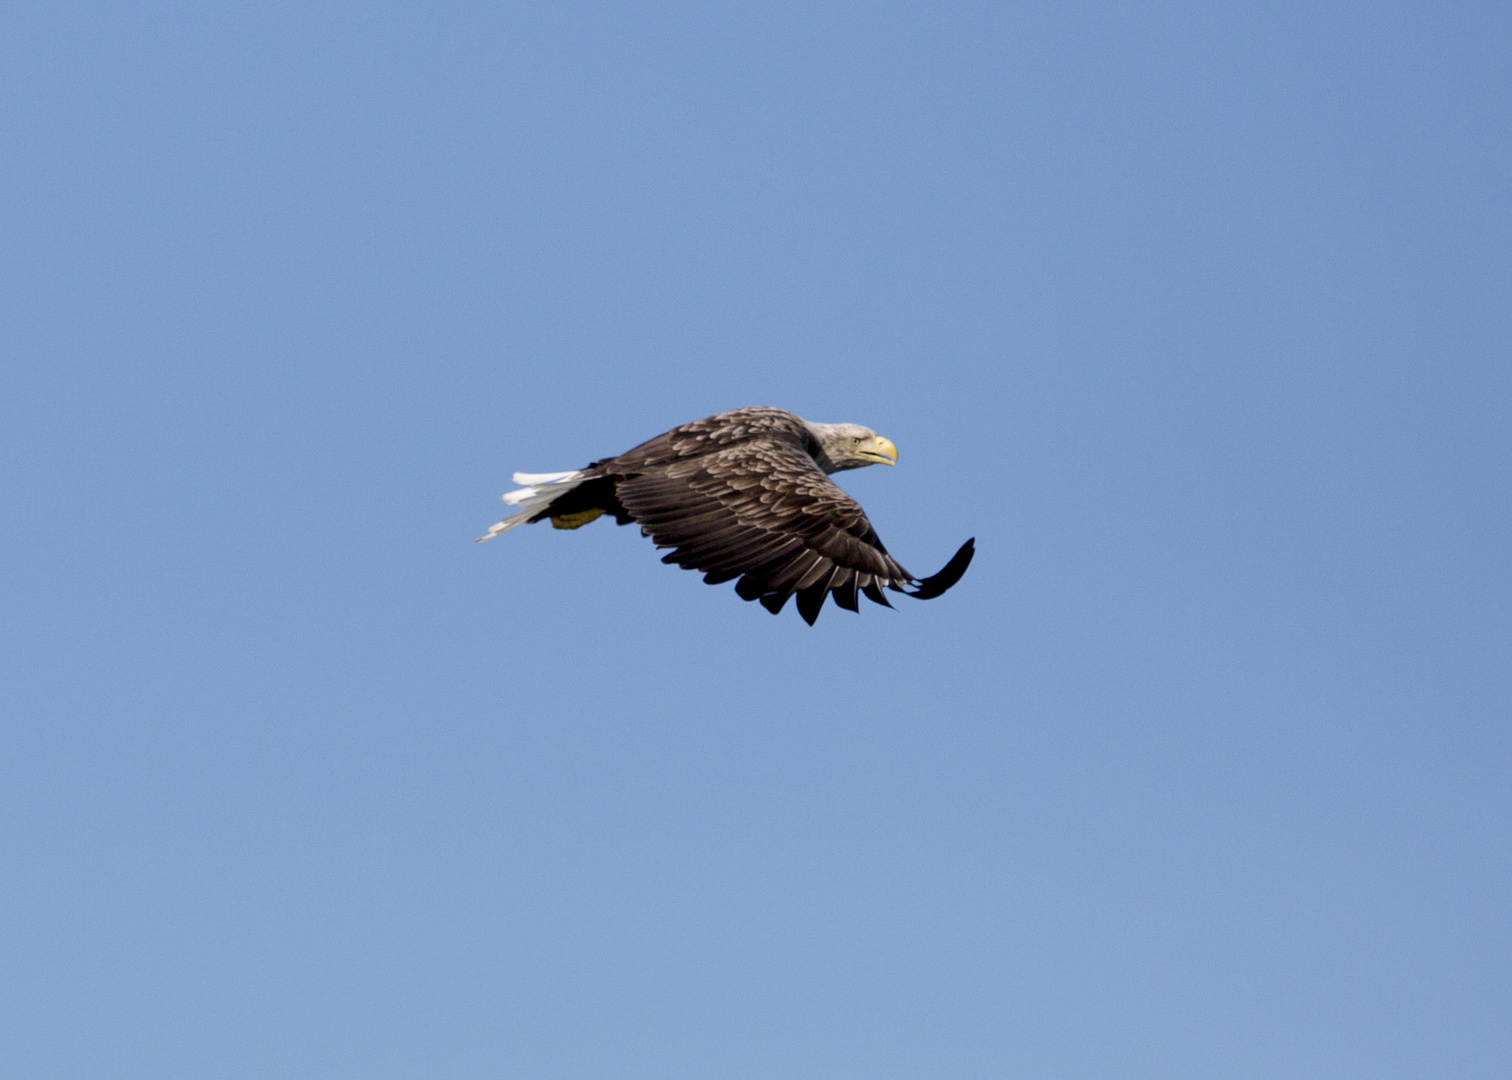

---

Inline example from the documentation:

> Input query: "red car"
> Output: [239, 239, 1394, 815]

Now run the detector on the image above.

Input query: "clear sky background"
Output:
[3, 2, 1508, 1077]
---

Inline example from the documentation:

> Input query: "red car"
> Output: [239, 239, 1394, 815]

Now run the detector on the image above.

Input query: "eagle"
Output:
[477, 407, 975, 624]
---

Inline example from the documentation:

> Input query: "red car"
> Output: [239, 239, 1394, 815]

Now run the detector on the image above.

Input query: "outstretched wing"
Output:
[612, 437, 914, 624]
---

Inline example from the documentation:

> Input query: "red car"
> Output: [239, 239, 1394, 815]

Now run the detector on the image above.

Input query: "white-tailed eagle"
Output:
[477, 407, 974, 624]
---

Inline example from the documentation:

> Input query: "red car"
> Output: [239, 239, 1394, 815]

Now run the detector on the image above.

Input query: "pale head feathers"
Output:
[802, 420, 899, 473]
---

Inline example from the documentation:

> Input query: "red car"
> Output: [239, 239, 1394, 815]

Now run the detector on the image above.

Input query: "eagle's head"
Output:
[805, 421, 899, 474]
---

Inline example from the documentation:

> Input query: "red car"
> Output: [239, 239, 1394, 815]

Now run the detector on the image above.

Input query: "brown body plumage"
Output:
[478, 407, 974, 624]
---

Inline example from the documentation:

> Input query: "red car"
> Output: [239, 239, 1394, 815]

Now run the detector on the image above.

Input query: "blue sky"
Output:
[3, 2, 1508, 1076]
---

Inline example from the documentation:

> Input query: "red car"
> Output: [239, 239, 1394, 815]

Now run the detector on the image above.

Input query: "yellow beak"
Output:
[859, 435, 898, 466]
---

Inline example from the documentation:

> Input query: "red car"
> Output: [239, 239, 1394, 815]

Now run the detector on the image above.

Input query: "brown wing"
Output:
[610, 436, 915, 624]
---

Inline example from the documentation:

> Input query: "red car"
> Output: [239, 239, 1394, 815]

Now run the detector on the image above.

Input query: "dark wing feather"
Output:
[905, 538, 976, 599]
[831, 569, 860, 612]
[608, 431, 914, 623]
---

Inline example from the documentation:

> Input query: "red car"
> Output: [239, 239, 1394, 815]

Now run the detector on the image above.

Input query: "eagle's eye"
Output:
[851, 436, 862, 445]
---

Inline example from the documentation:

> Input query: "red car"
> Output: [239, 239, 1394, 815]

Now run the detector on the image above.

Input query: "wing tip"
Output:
[906, 537, 975, 600]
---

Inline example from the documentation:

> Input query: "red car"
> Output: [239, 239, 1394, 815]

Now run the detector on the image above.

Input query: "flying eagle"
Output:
[477, 407, 975, 624]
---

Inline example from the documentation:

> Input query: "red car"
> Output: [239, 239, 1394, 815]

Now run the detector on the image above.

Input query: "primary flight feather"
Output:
[477, 407, 975, 624]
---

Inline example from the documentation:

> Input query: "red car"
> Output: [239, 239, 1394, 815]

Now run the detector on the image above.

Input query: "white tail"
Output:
[476, 470, 587, 541]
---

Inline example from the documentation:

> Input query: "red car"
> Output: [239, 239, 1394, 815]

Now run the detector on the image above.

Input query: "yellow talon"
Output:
[551, 508, 605, 530]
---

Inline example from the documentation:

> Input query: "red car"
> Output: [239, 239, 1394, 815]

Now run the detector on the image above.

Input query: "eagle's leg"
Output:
[535, 477, 631, 528]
